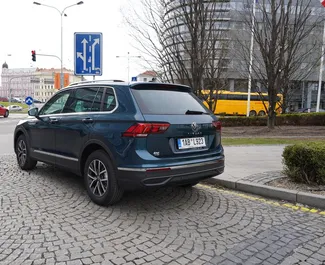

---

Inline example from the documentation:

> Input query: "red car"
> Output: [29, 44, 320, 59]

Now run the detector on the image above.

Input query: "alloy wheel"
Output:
[87, 159, 109, 197]
[17, 140, 27, 166]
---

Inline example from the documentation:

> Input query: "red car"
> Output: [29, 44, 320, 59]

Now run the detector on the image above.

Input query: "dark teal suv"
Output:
[14, 81, 225, 206]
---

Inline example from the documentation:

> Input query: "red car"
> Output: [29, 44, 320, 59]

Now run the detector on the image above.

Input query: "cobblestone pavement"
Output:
[1, 155, 325, 265]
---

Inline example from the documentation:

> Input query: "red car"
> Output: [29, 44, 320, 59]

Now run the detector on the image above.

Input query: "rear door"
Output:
[130, 84, 222, 159]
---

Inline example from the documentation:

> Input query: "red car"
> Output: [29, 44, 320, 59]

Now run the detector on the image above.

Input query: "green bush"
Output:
[282, 143, 325, 184]
[219, 112, 325, 127]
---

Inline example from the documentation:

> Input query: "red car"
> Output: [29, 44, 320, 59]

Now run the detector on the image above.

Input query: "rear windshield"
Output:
[131, 88, 207, 115]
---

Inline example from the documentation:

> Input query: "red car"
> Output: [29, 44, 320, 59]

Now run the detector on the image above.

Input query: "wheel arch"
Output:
[79, 140, 117, 176]
[14, 128, 28, 153]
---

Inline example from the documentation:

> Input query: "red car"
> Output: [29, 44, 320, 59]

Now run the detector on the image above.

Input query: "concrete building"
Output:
[0, 63, 82, 102]
[164, 0, 325, 110]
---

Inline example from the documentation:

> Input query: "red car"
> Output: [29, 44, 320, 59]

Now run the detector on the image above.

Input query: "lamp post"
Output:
[116, 52, 141, 81]
[33, 1, 84, 89]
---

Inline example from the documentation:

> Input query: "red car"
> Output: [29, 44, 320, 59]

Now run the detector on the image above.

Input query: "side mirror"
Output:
[28, 107, 39, 117]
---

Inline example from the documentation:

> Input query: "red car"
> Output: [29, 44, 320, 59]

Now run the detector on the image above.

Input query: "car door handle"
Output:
[49, 118, 59, 124]
[82, 118, 94, 124]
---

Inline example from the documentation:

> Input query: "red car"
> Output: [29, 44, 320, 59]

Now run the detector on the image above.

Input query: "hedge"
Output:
[282, 142, 325, 185]
[218, 112, 325, 127]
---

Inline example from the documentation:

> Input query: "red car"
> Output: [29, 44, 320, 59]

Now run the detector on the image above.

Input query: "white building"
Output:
[0, 63, 82, 102]
[136, 71, 157, 82]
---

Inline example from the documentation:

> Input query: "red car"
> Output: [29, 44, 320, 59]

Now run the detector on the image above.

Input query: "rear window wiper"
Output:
[185, 110, 210, 115]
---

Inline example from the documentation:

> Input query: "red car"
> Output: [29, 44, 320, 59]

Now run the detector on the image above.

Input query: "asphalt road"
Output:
[0, 114, 27, 155]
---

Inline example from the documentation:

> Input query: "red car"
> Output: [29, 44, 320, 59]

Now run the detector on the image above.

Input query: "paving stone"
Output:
[0, 156, 325, 265]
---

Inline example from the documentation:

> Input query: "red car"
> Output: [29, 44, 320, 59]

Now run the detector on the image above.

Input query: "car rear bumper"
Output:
[117, 156, 225, 190]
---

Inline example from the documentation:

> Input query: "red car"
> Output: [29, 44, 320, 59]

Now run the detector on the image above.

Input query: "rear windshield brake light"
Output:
[122, 123, 170, 137]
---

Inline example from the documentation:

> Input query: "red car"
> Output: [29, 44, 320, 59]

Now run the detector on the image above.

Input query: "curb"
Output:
[205, 178, 325, 210]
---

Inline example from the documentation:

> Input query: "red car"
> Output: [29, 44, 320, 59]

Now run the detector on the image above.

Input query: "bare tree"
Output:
[235, 0, 324, 128]
[122, 0, 230, 112]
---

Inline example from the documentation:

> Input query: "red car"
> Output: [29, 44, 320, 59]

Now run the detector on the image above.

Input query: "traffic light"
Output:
[31, 50, 36, 62]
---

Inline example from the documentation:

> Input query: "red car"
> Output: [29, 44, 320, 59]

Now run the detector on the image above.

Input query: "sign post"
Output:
[74, 32, 103, 76]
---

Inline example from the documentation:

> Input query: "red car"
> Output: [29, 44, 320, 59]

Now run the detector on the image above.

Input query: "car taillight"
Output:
[212, 121, 221, 131]
[122, 123, 170, 137]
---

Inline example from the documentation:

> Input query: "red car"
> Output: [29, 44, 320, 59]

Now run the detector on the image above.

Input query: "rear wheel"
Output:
[15, 135, 37, 170]
[249, 110, 257, 117]
[4, 110, 9, 118]
[258, 110, 266, 116]
[84, 150, 123, 206]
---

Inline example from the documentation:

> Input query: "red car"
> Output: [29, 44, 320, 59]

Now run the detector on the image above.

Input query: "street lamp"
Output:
[33, 1, 84, 89]
[116, 52, 141, 81]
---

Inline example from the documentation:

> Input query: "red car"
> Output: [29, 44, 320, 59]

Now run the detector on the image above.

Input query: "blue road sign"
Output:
[25, 96, 33, 106]
[131, 76, 137, 81]
[74, 32, 102, 76]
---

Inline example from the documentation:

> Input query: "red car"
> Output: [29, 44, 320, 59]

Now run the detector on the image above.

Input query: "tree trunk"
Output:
[267, 104, 276, 129]
[267, 113, 276, 129]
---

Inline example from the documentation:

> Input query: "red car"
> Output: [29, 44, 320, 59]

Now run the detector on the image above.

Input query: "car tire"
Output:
[258, 110, 266, 116]
[84, 150, 123, 206]
[181, 181, 199, 188]
[4, 110, 9, 118]
[15, 134, 37, 170]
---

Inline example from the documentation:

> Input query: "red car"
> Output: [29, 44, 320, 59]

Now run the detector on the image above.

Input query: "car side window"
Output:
[64, 87, 104, 113]
[39, 91, 71, 116]
[103, 87, 117, 112]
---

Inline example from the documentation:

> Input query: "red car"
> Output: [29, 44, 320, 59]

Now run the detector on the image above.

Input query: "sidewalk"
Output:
[211, 145, 325, 210]
[215, 145, 285, 182]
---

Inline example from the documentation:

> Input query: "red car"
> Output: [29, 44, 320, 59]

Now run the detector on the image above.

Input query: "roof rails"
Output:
[68, 79, 125, 87]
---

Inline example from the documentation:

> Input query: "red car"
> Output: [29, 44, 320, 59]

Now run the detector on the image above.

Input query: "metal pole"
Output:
[127, 52, 130, 82]
[8, 78, 12, 103]
[246, 0, 256, 117]
[60, 13, 64, 89]
[316, 20, 325, 113]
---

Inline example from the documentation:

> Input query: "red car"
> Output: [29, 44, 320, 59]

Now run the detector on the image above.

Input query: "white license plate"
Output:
[177, 137, 206, 149]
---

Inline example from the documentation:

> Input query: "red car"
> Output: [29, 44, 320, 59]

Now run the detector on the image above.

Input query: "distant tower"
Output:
[2, 61, 8, 69]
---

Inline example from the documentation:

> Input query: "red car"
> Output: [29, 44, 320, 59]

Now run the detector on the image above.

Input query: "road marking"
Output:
[198, 184, 325, 216]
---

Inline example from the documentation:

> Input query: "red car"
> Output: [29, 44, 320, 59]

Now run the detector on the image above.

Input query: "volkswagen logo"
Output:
[191, 122, 199, 132]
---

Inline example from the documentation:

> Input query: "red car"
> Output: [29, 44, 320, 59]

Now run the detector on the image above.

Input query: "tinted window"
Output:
[131, 89, 207, 115]
[64, 87, 103, 113]
[103, 87, 117, 112]
[39, 91, 71, 115]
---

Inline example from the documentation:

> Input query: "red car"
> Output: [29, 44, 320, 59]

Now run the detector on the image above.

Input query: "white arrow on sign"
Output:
[77, 38, 88, 71]
[92, 38, 100, 70]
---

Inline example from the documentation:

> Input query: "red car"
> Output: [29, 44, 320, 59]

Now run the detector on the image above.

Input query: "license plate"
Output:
[177, 137, 206, 149]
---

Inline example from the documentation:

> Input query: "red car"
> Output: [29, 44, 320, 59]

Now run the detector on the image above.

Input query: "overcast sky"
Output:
[0, 0, 146, 81]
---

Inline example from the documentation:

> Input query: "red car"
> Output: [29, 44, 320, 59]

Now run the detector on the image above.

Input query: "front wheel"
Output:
[249, 110, 257, 117]
[84, 150, 123, 206]
[15, 135, 37, 170]
[4, 110, 9, 118]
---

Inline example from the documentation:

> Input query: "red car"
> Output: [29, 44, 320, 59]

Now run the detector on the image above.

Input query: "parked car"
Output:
[0, 104, 9, 117]
[13, 81, 225, 206]
[0, 97, 9, 102]
[7, 105, 23, 111]
[9, 98, 22, 103]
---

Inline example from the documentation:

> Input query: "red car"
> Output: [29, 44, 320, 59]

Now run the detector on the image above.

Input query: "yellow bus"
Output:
[201, 90, 283, 116]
